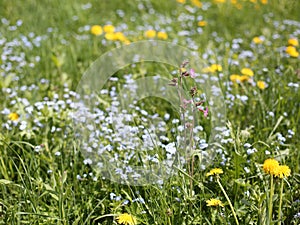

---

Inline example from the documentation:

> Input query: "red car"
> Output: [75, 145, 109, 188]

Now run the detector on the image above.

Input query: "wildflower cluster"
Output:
[0, 0, 299, 224]
[144, 29, 168, 40]
[202, 64, 222, 73]
[91, 24, 130, 44]
[262, 158, 292, 223]
[170, 61, 209, 119]
[286, 38, 299, 58]
[263, 158, 291, 178]
[230, 68, 254, 83]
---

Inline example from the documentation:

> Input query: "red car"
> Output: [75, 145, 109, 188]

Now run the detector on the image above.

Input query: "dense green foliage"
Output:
[0, 0, 299, 224]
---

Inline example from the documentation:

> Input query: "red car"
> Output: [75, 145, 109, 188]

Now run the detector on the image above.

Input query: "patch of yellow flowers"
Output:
[263, 158, 291, 178]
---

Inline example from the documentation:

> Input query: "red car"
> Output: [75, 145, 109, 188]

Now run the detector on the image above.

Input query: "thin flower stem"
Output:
[188, 107, 196, 197]
[216, 177, 239, 225]
[268, 174, 274, 225]
[277, 179, 284, 225]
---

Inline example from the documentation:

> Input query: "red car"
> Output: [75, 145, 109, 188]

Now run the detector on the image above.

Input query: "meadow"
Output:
[0, 0, 300, 224]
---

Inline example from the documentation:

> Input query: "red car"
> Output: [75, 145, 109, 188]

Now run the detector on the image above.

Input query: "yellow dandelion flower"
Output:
[157, 31, 168, 40]
[210, 64, 222, 72]
[114, 32, 127, 42]
[288, 38, 299, 47]
[198, 21, 207, 27]
[273, 165, 291, 179]
[90, 25, 103, 36]
[260, 0, 268, 4]
[191, 0, 202, 7]
[206, 168, 223, 177]
[252, 36, 263, 44]
[103, 24, 115, 33]
[241, 68, 254, 77]
[8, 112, 19, 121]
[263, 158, 280, 175]
[105, 33, 117, 41]
[214, 0, 226, 3]
[206, 198, 224, 207]
[230, 74, 240, 82]
[116, 213, 137, 225]
[176, 0, 186, 3]
[230, 74, 250, 83]
[239, 75, 251, 82]
[144, 29, 156, 38]
[202, 64, 222, 73]
[257, 80, 266, 90]
[289, 50, 299, 57]
[286, 46, 296, 53]
[286, 46, 299, 57]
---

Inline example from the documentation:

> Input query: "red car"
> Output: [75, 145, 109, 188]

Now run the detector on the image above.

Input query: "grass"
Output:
[0, 0, 300, 224]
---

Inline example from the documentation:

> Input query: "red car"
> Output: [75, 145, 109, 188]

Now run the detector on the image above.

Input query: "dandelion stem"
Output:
[268, 174, 274, 224]
[216, 177, 239, 225]
[277, 179, 284, 225]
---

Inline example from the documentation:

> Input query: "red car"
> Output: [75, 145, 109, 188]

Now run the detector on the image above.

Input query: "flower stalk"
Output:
[216, 177, 239, 225]
[277, 178, 284, 225]
[268, 174, 274, 224]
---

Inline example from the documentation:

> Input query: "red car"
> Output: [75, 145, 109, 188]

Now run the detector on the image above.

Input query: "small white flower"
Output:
[83, 158, 92, 165]
[244, 167, 250, 173]
[19, 121, 27, 131]
[244, 143, 251, 148]
[165, 142, 176, 155]
[34, 146, 41, 152]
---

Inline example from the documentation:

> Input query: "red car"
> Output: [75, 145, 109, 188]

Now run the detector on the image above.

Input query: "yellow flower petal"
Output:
[211, 64, 222, 72]
[144, 30, 156, 38]
[252, 37, 263, 44]
[286, 46, 299, 57]
[103, 24, 115, 33]
[8, 112, 19, 121]
[206, 168, 223, 177]
[288, 38, 299, 47]
[206, 198, 224, 207]
[263, 158, 279, 175]
[241, 68, 254, 77]
[90, 25, 103, 36]
[260, 0, 268, 4]
[274, 165, 291, 179]
[214, 0, 226, 3]
[191, 0, 202, 7]
[198, 21, 207, 27]
[157, 31, 168, 40]
[257, 80, 266, 90]
[116, 213, 137, 225]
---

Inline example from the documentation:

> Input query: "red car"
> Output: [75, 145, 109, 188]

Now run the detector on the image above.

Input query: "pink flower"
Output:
[182, 99, 193, 109]
[190, 69, 196, 78]
[203, 107, 209, 117]
[198, 107, 209, 117]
